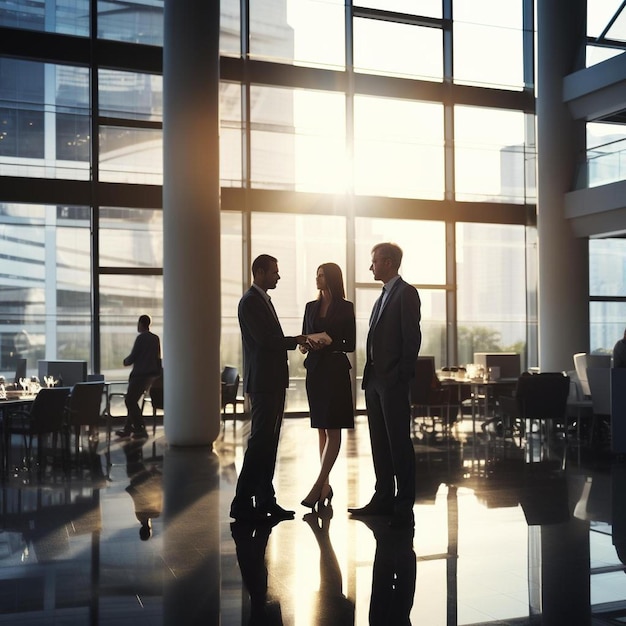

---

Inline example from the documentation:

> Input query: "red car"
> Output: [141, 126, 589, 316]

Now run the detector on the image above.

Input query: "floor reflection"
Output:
[231, 518, 284, 625]
[303, 507, 355, 625]
[0, 416, 625, 624]
[122, 439, 163, 541]
[359, 517, 415, 626]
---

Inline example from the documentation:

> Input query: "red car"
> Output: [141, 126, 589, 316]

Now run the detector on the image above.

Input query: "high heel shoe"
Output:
[301, 488, 322, 509]
[319, 485, 333, 507]
[301, 484, 334, 509]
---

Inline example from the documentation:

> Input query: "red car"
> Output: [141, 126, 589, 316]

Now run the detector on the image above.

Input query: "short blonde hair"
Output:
[372, 242, 403, 270]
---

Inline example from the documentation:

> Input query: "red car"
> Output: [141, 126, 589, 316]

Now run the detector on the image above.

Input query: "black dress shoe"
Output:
[230, 502, 259, 521]
[348, 503, 393, 517]
[259, 503, 295, 519]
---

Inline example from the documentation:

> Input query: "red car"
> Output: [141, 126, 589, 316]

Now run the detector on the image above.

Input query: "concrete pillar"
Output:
[162, 0, 221, 445]
[536, 0, 589, 372]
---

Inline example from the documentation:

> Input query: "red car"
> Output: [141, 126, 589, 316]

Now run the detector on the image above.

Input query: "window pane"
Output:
[250, 86, 346, 192]
[586, 45, 623, 68]
[99, 126, 162, 184]
[220, 0, 241, 56]
[456, 223, 527, 368]
[98, 0, 163, 46]
[354, 96, 444, 199]
[0, 0, 90, 36]
[454, 106, 527, 203]
[99, 208, 162, 268]
[0, 203, 91, 378]
[587, 0, 625, 39]
[99, 70, 163, 122]
[251, 212, 347, 412]
[0, 108, 44, 158]
[0, 58, 90, 179]
[354, 286, 378, 410]
[590, 239, 626, 297]
[355, 217, 446, 284]
[590, 301, 626, 354]
[356, 1, 441, 19]
[454, 0, 522, 29]
[100, 275, 163, 378]
[454, 0, 524, 90]
[586, 0, 626, 67]
[586, 122, 626, 188]
[354, 19, 442, 81]
[221, 211, 243, 375]
[221, 82, 242, 187]
[250, 0, 345, 69]
[56, 111, 90, 161]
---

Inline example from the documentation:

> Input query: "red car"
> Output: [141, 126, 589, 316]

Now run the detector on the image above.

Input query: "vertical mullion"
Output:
[90, 0, 101, 373]
[241, 0, 252, 287]
[443, 0, 457, 367]
[345, 0, 357, 404]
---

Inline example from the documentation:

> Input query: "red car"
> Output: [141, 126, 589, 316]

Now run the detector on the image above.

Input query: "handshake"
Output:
[297, 331, 332, 353]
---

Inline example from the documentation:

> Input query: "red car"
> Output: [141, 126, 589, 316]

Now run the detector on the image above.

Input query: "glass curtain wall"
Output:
[590, 238, 626, 355]
[0, 0, 537, 412]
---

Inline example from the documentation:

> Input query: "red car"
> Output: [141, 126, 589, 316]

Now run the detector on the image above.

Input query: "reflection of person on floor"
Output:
[123, 440, 162, 540]
[362, 518, 416, 626]
[303, 506, 355, 625]
[231, 520, 284, 625]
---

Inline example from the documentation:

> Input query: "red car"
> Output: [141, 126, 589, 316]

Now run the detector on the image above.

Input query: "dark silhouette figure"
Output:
[300, 263, 355, 509]
[231, 519, 284, 625]
[349, 243, 421, 529]
[230, 254, 307, 522]
[361, 517, 416, 625]
[303, 507, 355, 625]
[116, 314, 161, 439]
[122, 439, 162, 540]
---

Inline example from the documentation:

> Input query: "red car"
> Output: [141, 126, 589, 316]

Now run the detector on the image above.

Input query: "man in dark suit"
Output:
[349, 243, 421, 528]
[230, 254, 307, 522]
[116, 314, 162, 439]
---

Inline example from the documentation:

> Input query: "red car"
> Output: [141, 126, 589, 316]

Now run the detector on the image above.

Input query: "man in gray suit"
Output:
[230, 254, 307, 522]
[349, 243, 421, 528]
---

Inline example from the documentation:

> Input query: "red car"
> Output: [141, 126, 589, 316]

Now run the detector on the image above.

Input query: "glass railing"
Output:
[575, 137, 626, 189]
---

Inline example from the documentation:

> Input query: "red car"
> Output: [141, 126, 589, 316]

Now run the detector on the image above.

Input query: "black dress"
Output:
[302, 298, 355, 429]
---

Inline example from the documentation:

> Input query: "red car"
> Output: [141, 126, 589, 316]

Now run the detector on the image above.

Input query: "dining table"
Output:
[0, 390, 38, 473]
[438, 375, 518, 438]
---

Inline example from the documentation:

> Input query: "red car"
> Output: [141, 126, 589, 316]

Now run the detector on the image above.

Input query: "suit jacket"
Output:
[363, 277, 421, 389]
[123, 331, 162, 379]
[301, 298, 356, 373]
[238, 286, 299, 393]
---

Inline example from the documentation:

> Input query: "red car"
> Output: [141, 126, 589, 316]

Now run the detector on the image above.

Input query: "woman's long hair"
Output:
[318, 263, 345, 300]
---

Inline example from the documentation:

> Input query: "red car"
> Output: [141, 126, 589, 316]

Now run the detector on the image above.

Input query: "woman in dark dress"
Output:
[300, 263, 355, 509]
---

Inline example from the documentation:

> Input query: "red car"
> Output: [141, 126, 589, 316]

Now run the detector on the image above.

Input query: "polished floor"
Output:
[0, 411, 625, 625]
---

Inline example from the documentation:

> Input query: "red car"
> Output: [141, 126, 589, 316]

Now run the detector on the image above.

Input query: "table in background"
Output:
[439, 377, 518, 437]
[0, 395, 36, 473]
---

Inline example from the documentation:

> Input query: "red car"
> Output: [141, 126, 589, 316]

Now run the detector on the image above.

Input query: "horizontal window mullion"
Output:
[99, 117, 162, 130]
[352, 7, 446, 30]
[99, 267, 162, 276]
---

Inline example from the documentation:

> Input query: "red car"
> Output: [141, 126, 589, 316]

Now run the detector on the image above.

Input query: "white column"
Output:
[163, 0, 221, 445]
[536, 0, 589, 373]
